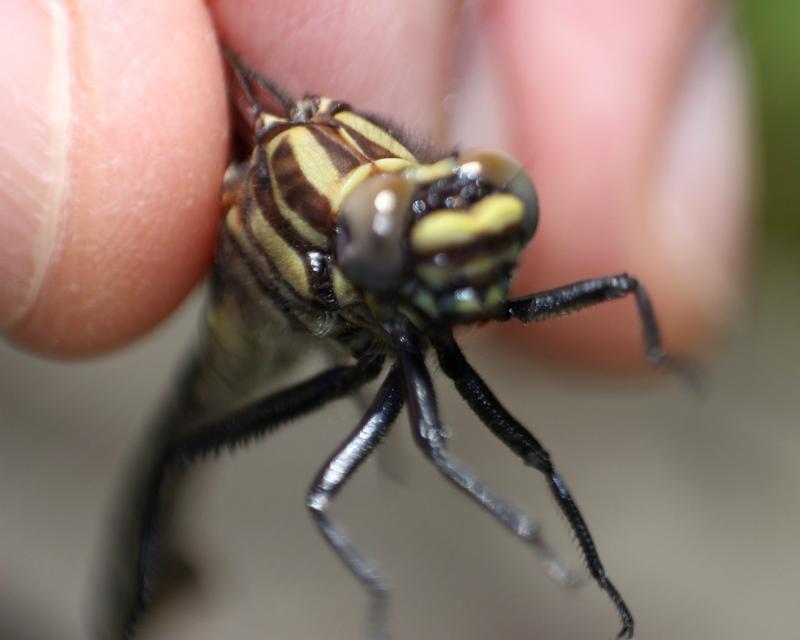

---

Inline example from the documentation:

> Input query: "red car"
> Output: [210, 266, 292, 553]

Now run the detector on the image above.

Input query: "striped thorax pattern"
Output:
[216, 89, 539, 357]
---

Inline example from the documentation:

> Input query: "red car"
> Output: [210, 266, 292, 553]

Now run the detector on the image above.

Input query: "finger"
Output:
[209, 0, 460, 144]
[476, 2, 752, 371]
[0, 0, 228, 356]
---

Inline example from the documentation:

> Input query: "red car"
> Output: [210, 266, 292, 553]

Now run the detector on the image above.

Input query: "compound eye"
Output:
[337, 173, 415, 292]
[457, 150, 539, 239]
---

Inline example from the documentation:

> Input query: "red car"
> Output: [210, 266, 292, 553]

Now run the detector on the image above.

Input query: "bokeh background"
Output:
[1, 4, 798, 639]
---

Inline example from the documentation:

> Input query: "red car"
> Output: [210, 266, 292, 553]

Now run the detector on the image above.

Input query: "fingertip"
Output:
[5, 1, 229, 357]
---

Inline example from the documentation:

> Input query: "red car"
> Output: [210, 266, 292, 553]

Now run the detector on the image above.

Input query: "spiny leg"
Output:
[432, 332, 634, 639]
[498, 273, 669, 366]
[307, 365, 404, 640]
[223, 48, 295, 116]
[391, 330, 580, 589]
[324, 346, 373, 416]
[101, 355, 384, 640]
[327, 348, 408, 484]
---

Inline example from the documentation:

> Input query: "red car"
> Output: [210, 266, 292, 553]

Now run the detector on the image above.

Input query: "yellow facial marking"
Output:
[415, 244, 519, 289]
[410, 193, 525, 253]
[373, 158, 415, 173]
[484, 284, 506, 310]
[405, 158, 456, 184]
[453, 291, 483, 315]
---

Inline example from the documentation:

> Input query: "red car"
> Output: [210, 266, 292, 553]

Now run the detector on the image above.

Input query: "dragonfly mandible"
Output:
[95, 49, 675, 640]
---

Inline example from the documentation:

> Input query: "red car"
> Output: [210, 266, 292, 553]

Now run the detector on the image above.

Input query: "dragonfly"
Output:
[95, 49, 676, 640]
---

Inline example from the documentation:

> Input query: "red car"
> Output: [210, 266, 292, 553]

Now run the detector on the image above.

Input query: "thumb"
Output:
[0, 0, 228, 357]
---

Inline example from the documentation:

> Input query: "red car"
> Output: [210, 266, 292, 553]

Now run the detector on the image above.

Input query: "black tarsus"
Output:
[499, 273, 667, 361]
[307, 364, 405, 640]
[431, 331, 634, 639]
[499, 273, 698, 386]
[112, 354, 385, 640]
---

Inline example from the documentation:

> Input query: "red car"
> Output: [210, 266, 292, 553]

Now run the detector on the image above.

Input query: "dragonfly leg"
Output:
[307, 365, 404, 640]
[432, 333, 634, 639]
[223, 48, 295, 115]
[497, 273, 669, 367]
[392, 333, 582, 591]
[100, 355, 384, 640]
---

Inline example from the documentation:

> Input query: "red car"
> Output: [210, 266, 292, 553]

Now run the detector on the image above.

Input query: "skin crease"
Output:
[0, 0, 749, 371]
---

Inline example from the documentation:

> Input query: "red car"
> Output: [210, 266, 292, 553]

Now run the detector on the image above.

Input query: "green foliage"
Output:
[739, 0, 800, 250]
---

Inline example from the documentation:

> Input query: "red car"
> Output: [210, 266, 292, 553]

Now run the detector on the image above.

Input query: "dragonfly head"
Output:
[335, 150, 539, 325]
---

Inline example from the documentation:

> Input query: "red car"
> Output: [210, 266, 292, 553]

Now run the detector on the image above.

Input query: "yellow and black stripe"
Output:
[213, 98, 417, 364]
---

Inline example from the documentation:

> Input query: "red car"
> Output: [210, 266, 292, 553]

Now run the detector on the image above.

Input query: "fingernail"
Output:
[651, 13, 752, 322]
[0, 0, 70, 331]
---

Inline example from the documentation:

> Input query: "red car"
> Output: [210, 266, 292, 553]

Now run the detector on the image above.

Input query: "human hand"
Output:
[0, 1, 750, 370]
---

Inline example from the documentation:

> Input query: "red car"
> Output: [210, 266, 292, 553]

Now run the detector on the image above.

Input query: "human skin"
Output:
[0, 0, 751, 371]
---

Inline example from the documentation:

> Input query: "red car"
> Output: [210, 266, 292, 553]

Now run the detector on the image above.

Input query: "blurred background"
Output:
[1, 3, 798, 639]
